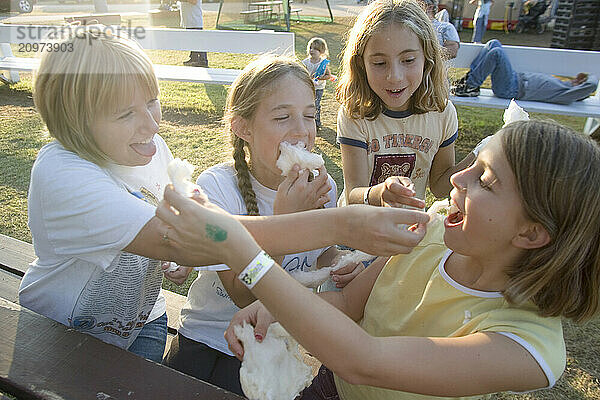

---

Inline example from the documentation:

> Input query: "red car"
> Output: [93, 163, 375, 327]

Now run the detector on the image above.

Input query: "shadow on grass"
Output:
[317, 126, 338, 147]
[0, 85, 34, 108]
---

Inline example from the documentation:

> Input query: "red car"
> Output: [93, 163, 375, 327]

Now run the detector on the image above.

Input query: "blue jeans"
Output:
[466, 39, 520, 99]
[128, 312, 168, 363]
[472, 14, 488, 43]
[299, 365, 340, 399]
[315, 88, 324, 126]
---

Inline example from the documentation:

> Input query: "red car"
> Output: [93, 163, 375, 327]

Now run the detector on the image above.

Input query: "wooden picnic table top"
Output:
[0, 296, 244, 400]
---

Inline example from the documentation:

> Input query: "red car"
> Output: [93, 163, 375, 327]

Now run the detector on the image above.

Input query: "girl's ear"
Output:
[231, 116, 251, 141]
[512, 222, 551, 250]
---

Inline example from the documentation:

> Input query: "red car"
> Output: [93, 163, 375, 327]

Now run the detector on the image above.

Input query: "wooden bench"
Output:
[448, 42, 600, 135]
[0, 233, 238, 399]
[0, 24, 295, 86]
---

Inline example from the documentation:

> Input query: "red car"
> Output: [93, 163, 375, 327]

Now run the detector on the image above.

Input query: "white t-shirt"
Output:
[474, 0, 492, 19]
[178, 163, 337, 355]
[20, 135, 173, 350]
[432, 19, 460, 47]
[179, 0, 204, 29]
[302, 57, 327, 90]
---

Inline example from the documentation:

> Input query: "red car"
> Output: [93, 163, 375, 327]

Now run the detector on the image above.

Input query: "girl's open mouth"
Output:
[445, 210, 464, 228]
[387, 88, 405, 97]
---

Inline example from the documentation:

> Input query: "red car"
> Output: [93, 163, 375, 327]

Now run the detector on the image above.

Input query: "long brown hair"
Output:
[336, 0, 448, 120]
[501, 120, 600, 323]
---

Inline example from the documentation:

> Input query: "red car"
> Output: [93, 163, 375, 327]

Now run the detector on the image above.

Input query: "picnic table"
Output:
[0, 233, 245, 400]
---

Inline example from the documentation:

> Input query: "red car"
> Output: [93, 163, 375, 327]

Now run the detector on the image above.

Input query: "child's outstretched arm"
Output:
[428, 143, 476, 198]
[157, 189, 548, 396]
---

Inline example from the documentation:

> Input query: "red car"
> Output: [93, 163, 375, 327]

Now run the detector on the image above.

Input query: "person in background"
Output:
[470, 0, 492, 43]
[452, 39, 598, 104]
[423, 0, 460, 59]
[302, 37, 334, 129]
[180, 0, 208, 67]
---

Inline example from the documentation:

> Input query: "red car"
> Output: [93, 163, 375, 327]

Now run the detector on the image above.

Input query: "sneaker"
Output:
[452, 83, 480, 97]
[183, 59, 209, 68]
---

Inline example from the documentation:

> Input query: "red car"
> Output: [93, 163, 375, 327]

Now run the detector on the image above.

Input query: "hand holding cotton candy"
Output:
[276, 142, 324, 176]
[234, 322, 313, 400]
[503, 99, 529, 128]
[289, 250, 375, 288]
[167, 158, 198, 196]
[426, 199, 458, 225]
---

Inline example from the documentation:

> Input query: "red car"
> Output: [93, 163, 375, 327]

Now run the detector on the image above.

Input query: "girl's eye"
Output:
[403, 58, 416, 64]
[274, 116, 289, 121]
[305, 114, 315, 119]
[118, 111, 133, 120]
[479, 176, 495, 191]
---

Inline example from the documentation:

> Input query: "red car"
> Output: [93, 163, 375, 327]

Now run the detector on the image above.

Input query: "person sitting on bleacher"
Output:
[452, 39, 598, 104]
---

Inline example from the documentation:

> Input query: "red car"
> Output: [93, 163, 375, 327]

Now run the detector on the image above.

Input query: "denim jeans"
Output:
[466, 39, 520, 99]
[127, 312, 168, 363]
[472, 14, 488, 43]
[299, 365, 340, 400]
[315, 88, 324, 126]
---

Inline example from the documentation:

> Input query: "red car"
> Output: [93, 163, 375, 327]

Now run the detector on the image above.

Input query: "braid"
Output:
[232, 137, 260, 216]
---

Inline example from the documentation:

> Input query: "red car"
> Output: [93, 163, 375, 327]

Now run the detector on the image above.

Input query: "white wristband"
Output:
[238, 250, 275, 289]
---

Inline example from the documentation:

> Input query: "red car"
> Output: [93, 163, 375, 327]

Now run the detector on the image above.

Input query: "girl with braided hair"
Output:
[163, 55, 364, 394]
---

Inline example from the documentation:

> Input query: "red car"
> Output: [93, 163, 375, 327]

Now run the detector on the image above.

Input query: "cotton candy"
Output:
[289, 250, 375, 288]
[276, 142, 324, 176]
[234, 322, 313, 400]
[166, 158, 208, 201]
[503, 99, 529, 127]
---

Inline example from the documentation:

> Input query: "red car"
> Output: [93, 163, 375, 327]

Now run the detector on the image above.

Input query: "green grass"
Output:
[1, 13, 599, 399]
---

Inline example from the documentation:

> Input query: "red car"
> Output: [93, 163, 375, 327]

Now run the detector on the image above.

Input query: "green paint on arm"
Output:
[206, 224, 228, 242]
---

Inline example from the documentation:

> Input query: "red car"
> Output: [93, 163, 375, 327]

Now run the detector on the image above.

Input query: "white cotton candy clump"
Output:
[167, 158, 208, 200]
[167, 158, 197, 196]
[503, 99, 529, 127]
[289, 250, 375, 288]
[426, 199, 458, 224]
[276, 142, 325, 176]
[234, 322, 313, 400]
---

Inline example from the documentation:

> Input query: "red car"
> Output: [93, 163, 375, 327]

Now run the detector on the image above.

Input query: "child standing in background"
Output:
[303, 37, 334, 129]
[336, 0, 475, 207]
[163, 55, 363, 395]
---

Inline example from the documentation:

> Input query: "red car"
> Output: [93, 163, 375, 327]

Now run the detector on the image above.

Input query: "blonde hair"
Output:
[306, 37, 329, 58]
[224, 55, 315, 215]
[501, 120, 600, 323]
[336, 0, 448, 119]
[33, 28, 159, 167]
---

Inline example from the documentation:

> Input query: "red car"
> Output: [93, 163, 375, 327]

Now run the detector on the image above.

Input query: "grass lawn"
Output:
[1, 11, 599, 399]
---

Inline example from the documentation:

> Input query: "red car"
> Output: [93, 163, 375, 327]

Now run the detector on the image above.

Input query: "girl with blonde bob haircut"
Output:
[33, 30, 159, 167]
[335, 0, 473, 209]
[155, 119, 600, 399]
[22, 28, 192, 363]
